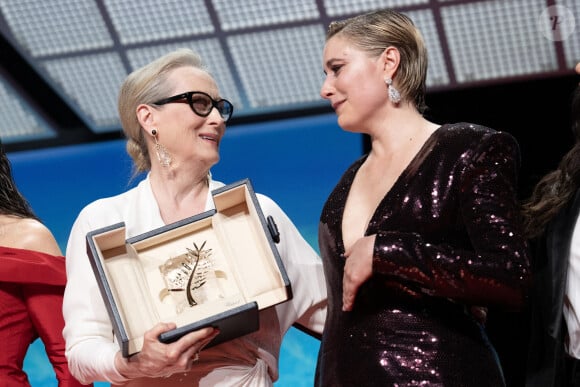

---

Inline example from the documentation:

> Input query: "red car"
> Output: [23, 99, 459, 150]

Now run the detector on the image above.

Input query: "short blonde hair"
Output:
[327, 9, 428, 112]
[118, 48, 205, 173]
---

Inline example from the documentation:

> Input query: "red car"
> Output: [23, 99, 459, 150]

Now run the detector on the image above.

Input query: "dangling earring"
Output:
[385, 78, 401, 104]
[151, 129, 171, 167]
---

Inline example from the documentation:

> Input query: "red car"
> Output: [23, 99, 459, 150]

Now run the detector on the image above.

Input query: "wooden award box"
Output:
[86, 179, 292, 357]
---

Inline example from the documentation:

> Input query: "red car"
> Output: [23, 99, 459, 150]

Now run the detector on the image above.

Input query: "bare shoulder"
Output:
[2, 217, 62, 256]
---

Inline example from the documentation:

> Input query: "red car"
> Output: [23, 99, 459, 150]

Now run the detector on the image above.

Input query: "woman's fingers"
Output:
[128, 324, 219, 378]
[171, 327, 220, 372]
[342, 235, 375, 311]
[149, 321, 177, 338]
[176, 326, 217, 349]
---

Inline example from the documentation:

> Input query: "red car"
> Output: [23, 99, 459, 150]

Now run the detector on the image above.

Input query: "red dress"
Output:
[0, 246, 86, 387]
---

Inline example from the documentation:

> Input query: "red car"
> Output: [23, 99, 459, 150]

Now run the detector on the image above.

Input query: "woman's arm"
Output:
[26, 281, 87, 387]
[258, 194, 327, 336]
[62, 208, 131, 384]
[370, 131, 530, 308]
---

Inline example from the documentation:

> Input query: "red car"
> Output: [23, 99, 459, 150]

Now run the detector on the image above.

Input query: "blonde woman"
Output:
[316, 9, 530, 386]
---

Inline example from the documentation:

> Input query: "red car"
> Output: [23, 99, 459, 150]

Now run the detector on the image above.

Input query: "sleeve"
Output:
[372, 131, 531, 309]
[25, 282, 87, 387]
[257, 194, 327, 336]
[62, 207, 129, 385]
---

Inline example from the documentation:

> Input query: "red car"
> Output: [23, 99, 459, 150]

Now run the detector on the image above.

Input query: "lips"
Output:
[200, 133, 219, 143]
[332, 100, 344, 111]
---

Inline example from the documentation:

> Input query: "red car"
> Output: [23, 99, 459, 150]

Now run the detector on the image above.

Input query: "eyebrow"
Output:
[324, 58, 340, 68]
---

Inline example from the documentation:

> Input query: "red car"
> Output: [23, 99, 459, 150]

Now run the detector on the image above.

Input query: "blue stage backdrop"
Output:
[8, 112, 362, 387]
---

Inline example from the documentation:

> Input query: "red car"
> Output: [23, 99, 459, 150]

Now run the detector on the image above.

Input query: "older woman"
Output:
[63, 48, 326, 386]
[315, 9, 530, 386]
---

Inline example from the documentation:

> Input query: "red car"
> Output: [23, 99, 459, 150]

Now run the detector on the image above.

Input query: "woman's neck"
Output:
[369, 108, 438, 158]
[149, 166, 210, 224]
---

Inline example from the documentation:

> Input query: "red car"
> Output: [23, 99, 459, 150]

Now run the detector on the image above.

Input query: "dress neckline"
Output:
[339, 124, 446, 252]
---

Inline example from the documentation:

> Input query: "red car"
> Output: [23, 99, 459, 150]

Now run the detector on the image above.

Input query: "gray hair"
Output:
[118, 48, 206, 173]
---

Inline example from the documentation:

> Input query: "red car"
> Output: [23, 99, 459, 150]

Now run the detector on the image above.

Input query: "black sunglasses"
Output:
[153, 91, 234, 123]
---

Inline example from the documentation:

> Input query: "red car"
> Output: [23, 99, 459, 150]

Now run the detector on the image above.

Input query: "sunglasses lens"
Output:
[218, 101, 233, 120]
[190, 94, 212, 115]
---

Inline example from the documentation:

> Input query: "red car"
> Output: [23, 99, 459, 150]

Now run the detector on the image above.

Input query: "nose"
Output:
[208, 105, 226, 123]
[320, 76, 334, 100]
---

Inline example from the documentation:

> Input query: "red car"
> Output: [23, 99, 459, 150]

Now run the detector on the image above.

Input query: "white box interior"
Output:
[89, 183, 288, 355]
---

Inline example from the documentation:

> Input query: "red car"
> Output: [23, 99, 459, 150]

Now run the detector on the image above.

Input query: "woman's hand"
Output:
[342, 235, 375, 311]
[115, 322, 219, 379]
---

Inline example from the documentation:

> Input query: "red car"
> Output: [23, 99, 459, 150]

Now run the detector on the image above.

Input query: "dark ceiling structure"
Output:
[0, 0, 578, 152]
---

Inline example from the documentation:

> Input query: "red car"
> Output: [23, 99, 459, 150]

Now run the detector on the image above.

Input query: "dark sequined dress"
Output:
[315, 123, 530, 387]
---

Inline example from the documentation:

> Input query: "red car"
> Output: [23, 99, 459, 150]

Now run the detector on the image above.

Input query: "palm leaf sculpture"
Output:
[185, 241, 212, 306]
[159, 240, 213, 312]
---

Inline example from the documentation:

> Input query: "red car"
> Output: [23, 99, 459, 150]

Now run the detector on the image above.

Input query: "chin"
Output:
[208, 154, 220, 166]
[337, 116, 356, 133]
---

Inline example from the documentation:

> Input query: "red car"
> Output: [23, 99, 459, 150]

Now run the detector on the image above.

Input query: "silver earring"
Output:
[152, 129, 171, 167]
[385, 78, 401, 104]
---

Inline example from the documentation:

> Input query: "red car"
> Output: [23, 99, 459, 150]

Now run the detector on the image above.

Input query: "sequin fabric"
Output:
[315, 123, 530, 387]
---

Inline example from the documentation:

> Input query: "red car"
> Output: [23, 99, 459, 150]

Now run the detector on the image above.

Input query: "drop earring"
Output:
[385, 78, 401, 104]
[151, 129, 171, 167]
